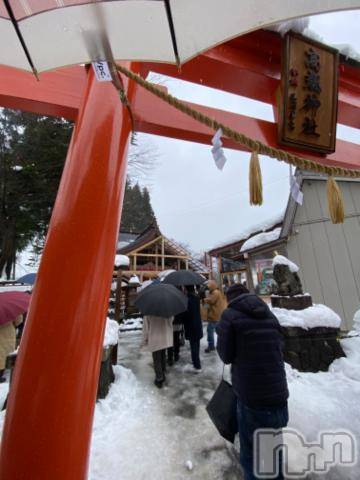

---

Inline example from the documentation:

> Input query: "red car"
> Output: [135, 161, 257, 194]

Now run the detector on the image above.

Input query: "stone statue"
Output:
[272, 263, 303, 296]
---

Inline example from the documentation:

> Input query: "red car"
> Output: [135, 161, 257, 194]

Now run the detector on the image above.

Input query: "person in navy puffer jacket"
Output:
[216, 283, 289, 480]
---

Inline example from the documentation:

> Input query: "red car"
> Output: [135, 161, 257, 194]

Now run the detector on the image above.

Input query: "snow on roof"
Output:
[270, 303, 341, 329]
[114, 254, 130, 268]
[267, 18, 360, 63]
[211, 211, 284, 251]
[273, 255, 299, 273]
[240, 227, 281, 253]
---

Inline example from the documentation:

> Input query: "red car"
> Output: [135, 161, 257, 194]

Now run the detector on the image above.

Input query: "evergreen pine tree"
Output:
[120, 183, 156, 233]
[0, 109, 73, 278]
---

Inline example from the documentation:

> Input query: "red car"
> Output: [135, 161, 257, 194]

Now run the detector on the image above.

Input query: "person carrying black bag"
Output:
[216, 283, 289, 480]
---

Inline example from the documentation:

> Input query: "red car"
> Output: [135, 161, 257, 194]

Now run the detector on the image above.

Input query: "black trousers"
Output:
[189, 339, 201, 369]
[152, 349, 167, 382]
[167, 331, 181, 362]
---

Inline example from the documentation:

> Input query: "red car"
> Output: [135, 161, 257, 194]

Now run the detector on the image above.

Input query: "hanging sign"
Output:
[278, 32, 339, 154]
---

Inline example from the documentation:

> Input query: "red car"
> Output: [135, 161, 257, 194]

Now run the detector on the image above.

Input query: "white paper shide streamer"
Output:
[211, 128, 227, 171]
[289, 166, 303, 205]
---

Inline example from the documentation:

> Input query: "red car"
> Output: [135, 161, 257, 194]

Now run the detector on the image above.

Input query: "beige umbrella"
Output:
[1, 0, 360, 76]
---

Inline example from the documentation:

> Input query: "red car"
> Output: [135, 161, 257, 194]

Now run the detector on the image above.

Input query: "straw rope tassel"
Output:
[327, 176, 345, 224]
[249, 151, 263, 206]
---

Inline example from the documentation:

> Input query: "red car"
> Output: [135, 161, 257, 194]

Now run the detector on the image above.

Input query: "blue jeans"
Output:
[207, 322, 217, 348]
[237, 400, 288, 480]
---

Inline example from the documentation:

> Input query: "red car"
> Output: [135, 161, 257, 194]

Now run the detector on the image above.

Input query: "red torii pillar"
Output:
[0, 63, 138, 479]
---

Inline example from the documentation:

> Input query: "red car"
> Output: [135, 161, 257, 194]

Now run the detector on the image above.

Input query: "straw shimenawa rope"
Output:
[327, 176, 345, 223]
[116, 64, 360, 179]
[249, 151, 263, 206]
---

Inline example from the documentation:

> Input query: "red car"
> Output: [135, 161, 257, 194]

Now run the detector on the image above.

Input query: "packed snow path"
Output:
[89, 331, 242, 480]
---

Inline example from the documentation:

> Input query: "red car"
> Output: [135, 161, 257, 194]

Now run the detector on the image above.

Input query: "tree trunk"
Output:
[0, 221, 15, 279]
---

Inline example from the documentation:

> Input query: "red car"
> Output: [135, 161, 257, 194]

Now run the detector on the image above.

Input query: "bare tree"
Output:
[127, 133, 160, 184]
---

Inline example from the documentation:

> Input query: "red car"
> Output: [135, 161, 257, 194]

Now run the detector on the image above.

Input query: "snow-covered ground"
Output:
[119, 317, 143, 332]
[89, 329, 360, 480]
[89, 331, 240, 480]
[0, 328, 359, 479]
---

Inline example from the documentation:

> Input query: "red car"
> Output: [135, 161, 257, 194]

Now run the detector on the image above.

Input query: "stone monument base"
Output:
[281, 327, 345, 372]
[271, 294, 313, 310]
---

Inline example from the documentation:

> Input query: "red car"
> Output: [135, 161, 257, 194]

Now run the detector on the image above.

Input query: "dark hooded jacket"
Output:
[183, 293, 204, 341]
[216, 293, 288, 408]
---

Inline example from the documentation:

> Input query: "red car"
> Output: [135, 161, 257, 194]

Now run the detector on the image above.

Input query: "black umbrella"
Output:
[135, 283, 187, 317]
[163, 270, 206, 286]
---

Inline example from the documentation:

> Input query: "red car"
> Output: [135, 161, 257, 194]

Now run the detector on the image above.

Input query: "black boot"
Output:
[154, 379, 164, 388]
[205, 346, 215, 353]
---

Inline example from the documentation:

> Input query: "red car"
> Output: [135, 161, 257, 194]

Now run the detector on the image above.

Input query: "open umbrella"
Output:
[135, 283, 187, 317]
[1, 1, 357, 75]
[0, 291, 31, 326]
[16, 273, 36, 286]
[163, 270, 206, 286]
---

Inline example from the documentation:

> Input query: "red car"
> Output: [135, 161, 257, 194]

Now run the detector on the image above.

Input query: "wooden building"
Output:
[117, 223, 209, 282]
[208, 172, 360, 330]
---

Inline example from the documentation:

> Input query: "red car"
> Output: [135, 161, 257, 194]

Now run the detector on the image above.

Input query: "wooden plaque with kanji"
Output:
[278, 32, 339, 154]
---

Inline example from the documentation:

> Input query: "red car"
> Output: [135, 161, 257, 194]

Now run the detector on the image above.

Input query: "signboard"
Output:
[278, 32, 339, 154]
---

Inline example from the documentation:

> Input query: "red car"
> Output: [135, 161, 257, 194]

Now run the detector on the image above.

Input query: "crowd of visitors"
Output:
[141, 279, 289, 479]
[141, 280, 226, 388]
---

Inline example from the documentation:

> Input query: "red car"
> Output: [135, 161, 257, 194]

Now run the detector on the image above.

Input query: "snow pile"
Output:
[286, 337, 360, 479]
[211, 211, 284, 250]
[273, 255, 299, 273]
[89, 366, 190, 480]
[103, 318, 119, 347]
[114, 255, 130, 268]
[271, 303, 341, 329]
[240, 227, 281, 252]
[267, 18, 360, 63]
[353, 309, 360, 332]
[0, 285, 32, 293]
[129, 275, 140, 285]
[0, 380, 9, 411]
[333, 43, 360, 63]
[119, 317, 143, 332]
[267, 18, 310, 36]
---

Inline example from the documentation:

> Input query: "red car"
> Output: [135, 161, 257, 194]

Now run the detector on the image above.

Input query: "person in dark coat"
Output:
[216, 283, 289, 480]
[183, 286, 203, 372]
[167, 311, 185, 365]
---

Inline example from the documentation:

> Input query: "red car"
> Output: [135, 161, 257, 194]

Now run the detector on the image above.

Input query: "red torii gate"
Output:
[0, 29, 359, 479]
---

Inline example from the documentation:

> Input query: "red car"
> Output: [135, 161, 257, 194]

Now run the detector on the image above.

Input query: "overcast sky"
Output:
[132, 10, 360, 253]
